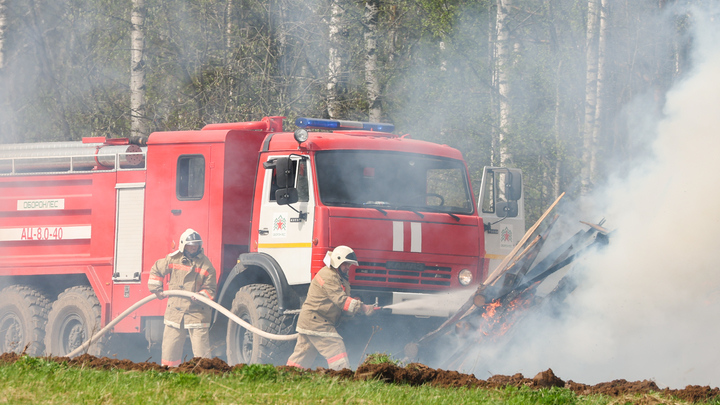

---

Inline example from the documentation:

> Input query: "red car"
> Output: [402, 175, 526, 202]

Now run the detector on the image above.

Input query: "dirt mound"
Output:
[356, 362, 482, 388]
[0, 352, 166, 373]
[565, 379, 720, 403]
[2, 352, 719, 403]
[175, 357, 232, 374]
[566, 379, 661, 397]
[55, 353, 168, 372]
[533, 368, 566, 388]
[663, 386, 720, 404]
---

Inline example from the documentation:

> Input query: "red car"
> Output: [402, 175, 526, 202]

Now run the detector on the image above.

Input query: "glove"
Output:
[361, 304, 375, 316]
[154, 291, 166, 300]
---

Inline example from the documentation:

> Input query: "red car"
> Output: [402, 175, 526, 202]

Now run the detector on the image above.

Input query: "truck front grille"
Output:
[354, 261, 452, 286]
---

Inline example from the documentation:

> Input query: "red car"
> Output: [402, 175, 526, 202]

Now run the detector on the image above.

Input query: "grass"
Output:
[362, 352, 403, 367]
[0, 356, 708, 405]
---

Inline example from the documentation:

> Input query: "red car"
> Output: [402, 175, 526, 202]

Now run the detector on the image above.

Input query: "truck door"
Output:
[143, 145, 212, 268]
[256, 155, 315, 285]
[478, 167, 525, 281]
[168, 150, 211, 242]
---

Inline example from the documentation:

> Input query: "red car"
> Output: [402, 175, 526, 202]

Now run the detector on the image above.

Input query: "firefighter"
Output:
[286, 245, 375, 370]
[147, 229, 217, 367]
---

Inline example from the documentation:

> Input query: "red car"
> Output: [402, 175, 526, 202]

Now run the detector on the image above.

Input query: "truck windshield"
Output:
[315, 151, 474, 215]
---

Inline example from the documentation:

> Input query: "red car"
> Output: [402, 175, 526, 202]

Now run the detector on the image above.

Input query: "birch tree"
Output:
[493, 0, 512, 166]
[270, 0, 290, 111]
[553, 61, 563, 200]
[270, 0, 288, 75]
[130, 0, 149, 137]
[581, 0, 600, 194]
[225, 0, 233, 57]
[364, 0, 381, 122]
[326, 0, 344, 119]
[590, 0, 608, 183]
[0, 0, 6, 70]
[387, 4, 397, 64]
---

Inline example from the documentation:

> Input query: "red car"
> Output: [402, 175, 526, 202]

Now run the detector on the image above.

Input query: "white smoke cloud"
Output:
[468, 7, 720, 389]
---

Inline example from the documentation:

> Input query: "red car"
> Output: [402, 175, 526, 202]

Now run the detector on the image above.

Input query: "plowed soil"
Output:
[2, 352, 718, 403]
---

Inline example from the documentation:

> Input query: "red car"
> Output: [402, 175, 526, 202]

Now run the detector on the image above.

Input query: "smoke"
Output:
[465, 7, 720, 389]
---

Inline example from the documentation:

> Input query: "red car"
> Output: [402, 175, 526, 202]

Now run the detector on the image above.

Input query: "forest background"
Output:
[0, 0, 697, 223]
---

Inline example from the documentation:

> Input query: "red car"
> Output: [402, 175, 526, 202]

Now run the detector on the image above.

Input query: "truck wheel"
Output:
[226, 283, 292, 365]
[45, 286, 107, 357]
[0, 285, 50, 357]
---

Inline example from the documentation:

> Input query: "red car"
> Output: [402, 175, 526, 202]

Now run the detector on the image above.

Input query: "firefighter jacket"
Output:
[296, 266, 362, 338]
[147, 249, 217, 329]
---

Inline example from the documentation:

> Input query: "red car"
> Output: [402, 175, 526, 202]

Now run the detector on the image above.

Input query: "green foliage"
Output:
[0, 0, 697, 220]
[234, 363, 281, 381]
[13, 355, 66, 372]
[363, 352, 403, 366]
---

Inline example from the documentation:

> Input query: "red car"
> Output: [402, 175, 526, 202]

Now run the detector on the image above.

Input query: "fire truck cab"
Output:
[0, 116, 524, 364]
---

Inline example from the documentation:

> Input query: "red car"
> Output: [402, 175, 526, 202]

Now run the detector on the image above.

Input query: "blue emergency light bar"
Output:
[295, 117, 395, 133]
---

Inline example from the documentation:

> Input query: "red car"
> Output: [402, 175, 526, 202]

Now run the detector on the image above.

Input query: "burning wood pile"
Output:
[404, 194, 613, 368]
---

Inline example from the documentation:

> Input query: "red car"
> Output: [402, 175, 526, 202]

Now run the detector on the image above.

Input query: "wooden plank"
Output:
[483, 192, 565, 286]
[488, 235, 541, 287]
[579, 220, 610, 234]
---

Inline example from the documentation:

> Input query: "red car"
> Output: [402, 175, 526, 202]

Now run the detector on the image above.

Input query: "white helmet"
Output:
[179, 228, 202, 253]
[329, 246, 358, 269]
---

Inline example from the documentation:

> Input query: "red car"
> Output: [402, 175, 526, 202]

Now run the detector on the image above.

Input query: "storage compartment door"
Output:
[113, 183, 146, 282]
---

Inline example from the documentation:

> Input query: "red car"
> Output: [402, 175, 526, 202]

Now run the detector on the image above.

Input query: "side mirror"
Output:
[505, 169, 522, 201]
[496, 200, 518, 218]
[275, 157, 292, 189]
[276, 188, 299, 205]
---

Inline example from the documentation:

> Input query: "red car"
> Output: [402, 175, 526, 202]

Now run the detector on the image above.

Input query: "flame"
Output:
[475, 295, 534, 340]
[481, 301, 502, 320]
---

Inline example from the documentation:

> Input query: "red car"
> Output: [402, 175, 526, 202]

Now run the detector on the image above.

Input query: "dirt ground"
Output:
[1, 352, 718, 403]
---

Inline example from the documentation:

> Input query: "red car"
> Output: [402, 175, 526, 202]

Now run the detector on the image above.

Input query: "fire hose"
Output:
[66, 290, 299, 358]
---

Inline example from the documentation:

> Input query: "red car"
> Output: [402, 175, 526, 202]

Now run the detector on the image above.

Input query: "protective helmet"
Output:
[329, 246, 358, 269]
[179, 228, 202, 253]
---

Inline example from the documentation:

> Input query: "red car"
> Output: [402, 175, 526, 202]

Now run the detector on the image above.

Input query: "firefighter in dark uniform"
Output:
[286, 245, 375, 370]
[147, 229, 217, 367]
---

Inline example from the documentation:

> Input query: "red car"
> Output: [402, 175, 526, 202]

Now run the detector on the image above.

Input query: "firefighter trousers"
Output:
[161, 323, 210, 367]
[286, 334, 350, 370]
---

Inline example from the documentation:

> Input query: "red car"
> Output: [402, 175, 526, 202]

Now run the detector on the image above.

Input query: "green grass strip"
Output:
[0, 356, 689, 405]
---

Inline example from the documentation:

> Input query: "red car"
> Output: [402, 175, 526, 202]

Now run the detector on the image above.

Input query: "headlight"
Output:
[294, 128, 309, 143]
[458, 269, 473, 286]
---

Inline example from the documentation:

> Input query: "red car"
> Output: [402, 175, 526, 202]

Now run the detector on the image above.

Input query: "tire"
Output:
[226, 283, 294, 365]
[45, 286, 107, 357]
[0, 285, 50, 357]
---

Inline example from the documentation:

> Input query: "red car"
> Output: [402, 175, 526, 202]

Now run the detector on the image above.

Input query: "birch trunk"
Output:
[270, 0, 287, 75]
[226, 0, 233, 56]
[590, 0, 608, 182]
[364, 0, 381, 122]
[494, 0, 512, 166]
[0, 0, 6, 70]
[326, 0, 343, 119]
[130, 0, 149, 137]
[581, 0, 599, 194]
[545, 0, 563, 199]
[489, 1, 498, 166]
[271, 0, 290, 110]
[554, 61, 562, 200]
[387, 5, 397, 64]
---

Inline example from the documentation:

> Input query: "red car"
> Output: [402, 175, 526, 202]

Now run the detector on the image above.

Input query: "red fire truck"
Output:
[0, 116, 524, 363]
